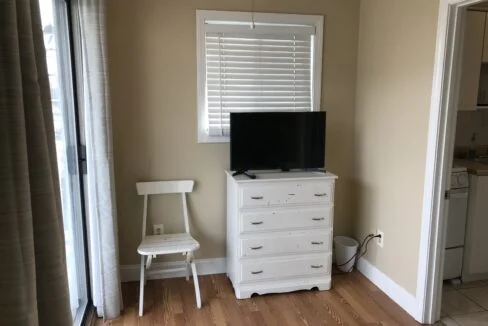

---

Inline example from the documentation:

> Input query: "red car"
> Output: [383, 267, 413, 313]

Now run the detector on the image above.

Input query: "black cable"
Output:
[356, 235, 380, 261]
[335, 234, 381, 274]
[336, 234, 374, 267]
[336, 233, 374, 267]
[352, 235, 380, 271]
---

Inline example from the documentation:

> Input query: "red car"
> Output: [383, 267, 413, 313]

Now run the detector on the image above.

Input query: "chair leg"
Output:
[185, 253, 191, 281]
[144, 262, 147, 286]
[190, 260, 201, 308]
[139, 256, 145, 317]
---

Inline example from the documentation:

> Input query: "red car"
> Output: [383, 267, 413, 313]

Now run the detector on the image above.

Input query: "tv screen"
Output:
[230, 112, 326, 171]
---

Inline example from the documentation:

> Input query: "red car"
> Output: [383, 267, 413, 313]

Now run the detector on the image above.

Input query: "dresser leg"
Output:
[234, 288, 253, 299]
[317, 282, 332, 291]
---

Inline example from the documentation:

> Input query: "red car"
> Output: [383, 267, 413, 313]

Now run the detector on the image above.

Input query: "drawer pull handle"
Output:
[312, 217, 325, 221]
[311, 265, 324, 269]
[311, 241, 323, 245]
[251, 196, 263, 200]
[250, 246, 263, 250]
[314, 193, 327, 197]
[288, 193, 296, 196]
[251, 221, 263, 225]
[251, 270, 263, 275]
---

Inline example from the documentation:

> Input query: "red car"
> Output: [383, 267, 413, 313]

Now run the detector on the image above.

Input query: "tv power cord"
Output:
[333, 233, 382, 275]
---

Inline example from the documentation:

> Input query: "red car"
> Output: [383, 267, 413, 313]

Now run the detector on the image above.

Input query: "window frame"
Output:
[40, 0, 93, 324]
[196, 10, 324, 143]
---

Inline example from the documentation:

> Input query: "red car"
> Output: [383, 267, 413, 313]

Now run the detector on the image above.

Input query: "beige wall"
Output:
[354, 0, 439, 295]
[107, 0, 360, 265]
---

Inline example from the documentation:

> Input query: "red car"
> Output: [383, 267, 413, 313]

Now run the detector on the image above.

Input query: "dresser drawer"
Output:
[240, 254, 331, 283]
[240, 206, 332, 233]
[240, 230, 331, 258]
[240, 181, 333, 209]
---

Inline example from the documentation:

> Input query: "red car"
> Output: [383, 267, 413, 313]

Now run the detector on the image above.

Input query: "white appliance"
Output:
[462, 174, 488, 282]
[443, 165, 470, 280]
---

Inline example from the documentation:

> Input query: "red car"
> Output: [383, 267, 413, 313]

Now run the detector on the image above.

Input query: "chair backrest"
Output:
[136, 180, 195, 238]
[136, 180, 194, 195]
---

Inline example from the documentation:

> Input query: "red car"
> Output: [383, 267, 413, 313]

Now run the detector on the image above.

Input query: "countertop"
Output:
[454, 158, 488, 176]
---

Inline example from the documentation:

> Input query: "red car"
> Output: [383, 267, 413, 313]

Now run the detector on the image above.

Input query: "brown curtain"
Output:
[0, 0, 72, 325]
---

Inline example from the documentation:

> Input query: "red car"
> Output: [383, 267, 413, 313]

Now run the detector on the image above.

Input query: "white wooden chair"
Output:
[136, 180, 201, 317]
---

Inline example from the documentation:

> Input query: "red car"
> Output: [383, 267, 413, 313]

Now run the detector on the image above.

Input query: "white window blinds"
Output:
[204, 24, 315, 137]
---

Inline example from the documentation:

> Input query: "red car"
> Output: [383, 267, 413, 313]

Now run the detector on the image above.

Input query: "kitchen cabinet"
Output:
[458, 11, 485, 111]
[462, 175, 488, 282]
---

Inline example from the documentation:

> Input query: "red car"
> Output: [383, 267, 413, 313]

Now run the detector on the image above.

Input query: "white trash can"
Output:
[334, 236, 359, 272]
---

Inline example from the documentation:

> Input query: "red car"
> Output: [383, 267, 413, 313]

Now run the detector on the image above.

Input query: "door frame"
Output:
[418, 0, 484, 323]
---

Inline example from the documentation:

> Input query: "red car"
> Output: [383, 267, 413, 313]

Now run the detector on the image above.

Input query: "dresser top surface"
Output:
[226, 170, 338, 182]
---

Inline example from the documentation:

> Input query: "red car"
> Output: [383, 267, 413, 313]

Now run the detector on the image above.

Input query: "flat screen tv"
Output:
[230, 112, 326, 172]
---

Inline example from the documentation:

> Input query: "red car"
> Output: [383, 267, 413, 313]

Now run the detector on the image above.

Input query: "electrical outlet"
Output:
[153, 224, 164, 235]
[376, 229, 384, 248]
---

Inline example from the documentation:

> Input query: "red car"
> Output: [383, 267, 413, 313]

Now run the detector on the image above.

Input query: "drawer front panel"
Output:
[240, 230, 332, 258]
[240, 206, 332, 233]
[240, 254, 331, 282]
[240, 181, 333, 208]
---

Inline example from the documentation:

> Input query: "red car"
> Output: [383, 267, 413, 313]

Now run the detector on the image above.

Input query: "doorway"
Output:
[421, 0, 488, 324]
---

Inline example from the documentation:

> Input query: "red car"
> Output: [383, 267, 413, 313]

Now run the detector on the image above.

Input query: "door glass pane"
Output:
[39, 0, 89, 324]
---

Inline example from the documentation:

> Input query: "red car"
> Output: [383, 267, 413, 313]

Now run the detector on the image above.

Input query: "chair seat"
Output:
[137, 233, 200, 256]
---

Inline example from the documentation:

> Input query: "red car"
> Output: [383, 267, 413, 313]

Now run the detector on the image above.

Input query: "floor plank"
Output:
[96, 271, 421, 326]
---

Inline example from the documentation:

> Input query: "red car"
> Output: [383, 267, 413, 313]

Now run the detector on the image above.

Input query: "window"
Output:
[196, 10, 324, 143]
[40, 0, 90, 325]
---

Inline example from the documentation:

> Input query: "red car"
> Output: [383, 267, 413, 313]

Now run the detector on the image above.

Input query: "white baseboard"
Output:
[357, 257, 421, 321]
[120, 257, 226, 282]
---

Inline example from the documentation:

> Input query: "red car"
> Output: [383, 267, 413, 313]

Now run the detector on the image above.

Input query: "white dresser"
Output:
[225, 171, 338, 299]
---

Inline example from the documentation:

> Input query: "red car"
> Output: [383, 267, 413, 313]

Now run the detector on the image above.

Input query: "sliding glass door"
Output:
[39, 0, 89, 324]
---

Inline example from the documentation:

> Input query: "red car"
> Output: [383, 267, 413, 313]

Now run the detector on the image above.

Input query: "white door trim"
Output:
[418, 0, 484, 324]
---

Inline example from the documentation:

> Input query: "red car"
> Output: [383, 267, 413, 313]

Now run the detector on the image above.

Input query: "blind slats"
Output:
[206, 45, 311, 52]
[205, 24, 315, 35]
[208, 87, 310, 92]
[206, 35, 310, 41]
[208, 91, 310, 100]
[207, 106, 311, 112]
[207, 56, 310, 64]
[206, 50, 311, 59]
[207, 75, 310, 81]
[207, 80, 311, 87]
[206, 36, 310, 44]
[207, 67, 310, 74]
[204, 30, 313, 137]
[207, 61, 310, 72]
[208, 98, 311, 104]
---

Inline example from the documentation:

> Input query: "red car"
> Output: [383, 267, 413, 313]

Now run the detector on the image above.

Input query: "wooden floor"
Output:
[96, 271, 421, 326]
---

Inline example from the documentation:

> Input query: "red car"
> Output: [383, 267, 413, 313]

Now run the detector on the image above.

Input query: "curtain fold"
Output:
[72, 0, 122, 319]
[0, 0, 72, 325]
